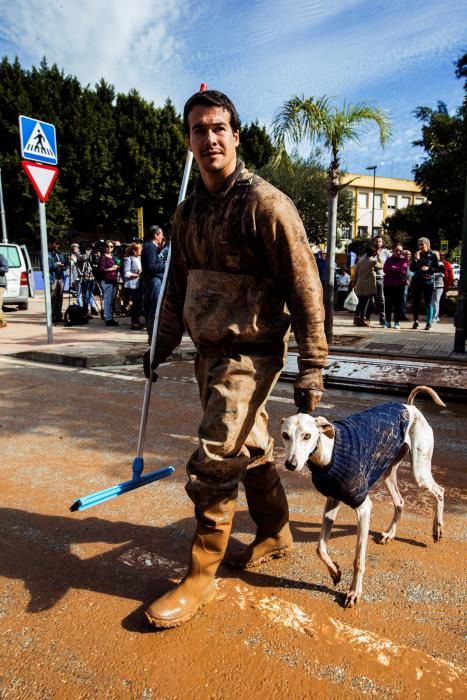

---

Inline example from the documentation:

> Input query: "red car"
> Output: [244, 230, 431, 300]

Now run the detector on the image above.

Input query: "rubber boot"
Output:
[145, 493, 236, 629]
[227, 462, 293, 569]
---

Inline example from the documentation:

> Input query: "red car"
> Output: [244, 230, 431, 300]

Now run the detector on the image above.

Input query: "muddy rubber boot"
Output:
[227, 462, 293, 569]
[145, 494, 236, 629]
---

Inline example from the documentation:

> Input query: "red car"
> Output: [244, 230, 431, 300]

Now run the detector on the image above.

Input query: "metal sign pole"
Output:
[0, 168, 8, 243]
[38, 199, 53, 343]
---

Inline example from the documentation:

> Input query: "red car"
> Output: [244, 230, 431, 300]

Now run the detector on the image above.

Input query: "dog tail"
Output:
[407, 385, 446, 407]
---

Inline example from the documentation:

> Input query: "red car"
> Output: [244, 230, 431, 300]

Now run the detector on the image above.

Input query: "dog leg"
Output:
[380, 463, 404, 544]
[410, 417, 445, 542]
[345, 496, 372, 608]
[316, 497, 342, 585]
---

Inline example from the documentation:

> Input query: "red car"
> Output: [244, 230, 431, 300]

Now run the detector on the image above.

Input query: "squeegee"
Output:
[70, 83, 208, 512]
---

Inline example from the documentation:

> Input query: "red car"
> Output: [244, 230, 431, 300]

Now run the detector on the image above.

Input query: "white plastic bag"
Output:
[343, 289, 358, 312]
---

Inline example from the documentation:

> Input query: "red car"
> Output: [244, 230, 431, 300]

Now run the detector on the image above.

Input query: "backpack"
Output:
[64, 304, 90, 327]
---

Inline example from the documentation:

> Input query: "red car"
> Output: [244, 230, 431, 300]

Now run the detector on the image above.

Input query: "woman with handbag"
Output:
[123, 242, 144, 330]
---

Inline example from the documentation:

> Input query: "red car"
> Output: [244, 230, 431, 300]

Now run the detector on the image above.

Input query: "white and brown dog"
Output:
[280, 386, 445, 608]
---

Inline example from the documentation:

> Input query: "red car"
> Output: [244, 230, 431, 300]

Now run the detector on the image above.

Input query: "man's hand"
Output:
[294, 388, 323, 414]
[143, 350, 158, 382]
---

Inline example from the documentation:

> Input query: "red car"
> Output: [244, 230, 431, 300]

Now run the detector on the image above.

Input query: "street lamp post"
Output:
[366, 165, 377, 237]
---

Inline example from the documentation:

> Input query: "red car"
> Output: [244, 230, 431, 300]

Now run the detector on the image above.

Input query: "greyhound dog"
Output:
[280, 386, 445, 608]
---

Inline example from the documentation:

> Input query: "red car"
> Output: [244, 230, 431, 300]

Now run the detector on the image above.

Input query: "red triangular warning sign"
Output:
[22, 161, 59, 202]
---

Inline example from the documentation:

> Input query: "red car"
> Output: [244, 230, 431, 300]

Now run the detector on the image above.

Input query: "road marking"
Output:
[80, 369, 144, 382]
[0, 356, 77, 372]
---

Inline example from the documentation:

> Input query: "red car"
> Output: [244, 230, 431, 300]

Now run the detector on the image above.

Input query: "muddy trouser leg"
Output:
[146, 351, 283, 627]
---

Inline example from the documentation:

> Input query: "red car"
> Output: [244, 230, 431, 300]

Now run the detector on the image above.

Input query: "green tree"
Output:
[259, 154, 353, 246]
[272, 95, 391, 341]
[383, 53, 467, 252]
[239, 121, 275, 170]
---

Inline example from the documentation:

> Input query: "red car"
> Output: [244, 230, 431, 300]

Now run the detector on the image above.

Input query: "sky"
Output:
[1, 0, 466, 180]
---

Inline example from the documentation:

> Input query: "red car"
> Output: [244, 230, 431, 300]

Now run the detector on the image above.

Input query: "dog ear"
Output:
[314, 416, 335, 439]
[280, 418, 285, 424]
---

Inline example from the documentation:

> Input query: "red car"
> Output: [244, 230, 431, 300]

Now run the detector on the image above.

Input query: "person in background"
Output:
[77, 243, 99, 316]
[354, 244, 377, 326]
[48, 238, 66, 323]
[440, 253, 454, 316]
[431, 251, 444, 323]
[372, 235, 390, 326]
[99, 240, 119, 327]
[383, 244, 408, 329]
[0, 252, 9, 328]
[141, 225, 166, 343]
[123, 242, 144, 330]
[335, 267, 351, 310]
[315, 250, 327, 290]
[401, 249, 412, 320]
[411, 237, 441, 331]
[69, 243, 81, 302]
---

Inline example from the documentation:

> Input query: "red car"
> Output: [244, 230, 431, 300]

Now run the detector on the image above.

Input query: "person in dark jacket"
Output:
[411, 237, 442, 331]
[141, 225, 166, 342]
[48, 238, 66, 323]
[0, 253, 9, 328]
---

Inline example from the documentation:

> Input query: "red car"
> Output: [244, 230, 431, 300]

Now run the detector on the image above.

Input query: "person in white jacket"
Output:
[123, 242, 143, 329]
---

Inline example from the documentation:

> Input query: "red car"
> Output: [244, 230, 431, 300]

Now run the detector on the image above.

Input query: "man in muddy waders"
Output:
[143, 90, 328, 628]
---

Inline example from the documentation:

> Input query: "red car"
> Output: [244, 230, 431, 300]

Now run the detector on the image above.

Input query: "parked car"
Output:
[0, 243, 35, 309]
[452, 263, 460, 289]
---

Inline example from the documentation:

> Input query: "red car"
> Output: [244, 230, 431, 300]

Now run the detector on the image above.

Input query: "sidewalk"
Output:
[1, 295, 466, 397]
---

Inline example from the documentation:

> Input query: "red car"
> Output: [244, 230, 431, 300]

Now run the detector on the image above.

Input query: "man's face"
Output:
[374, 237, 383, 250]
[187, 105, 239, 182]
[155, 231, 164, 247]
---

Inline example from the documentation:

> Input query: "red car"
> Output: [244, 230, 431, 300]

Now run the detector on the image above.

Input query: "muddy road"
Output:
[0, 356, 465, 698]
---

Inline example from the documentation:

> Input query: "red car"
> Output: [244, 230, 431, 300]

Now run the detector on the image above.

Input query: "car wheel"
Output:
[18, 302, 28, 310]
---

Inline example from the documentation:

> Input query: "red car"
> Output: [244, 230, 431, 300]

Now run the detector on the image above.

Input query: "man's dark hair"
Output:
[183, 90, 240, 135]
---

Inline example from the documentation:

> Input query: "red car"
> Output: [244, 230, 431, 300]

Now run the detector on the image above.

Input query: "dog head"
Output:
[280, 413, 335, 471]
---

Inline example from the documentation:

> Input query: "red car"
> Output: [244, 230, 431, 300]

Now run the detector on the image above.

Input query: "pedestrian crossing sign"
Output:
[19, 115, 58, 165]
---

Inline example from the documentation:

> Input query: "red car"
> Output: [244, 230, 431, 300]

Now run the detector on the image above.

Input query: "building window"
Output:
[373, 193, 382, 209]
[358, 192, 368, 208]
[372, 227, 382, 236]
[357, 226, 368, 238]
[387, 195, 397, 210]
[399, 196, 410, 209]
[340, 226, 352, 240]
[415, 197, 424, 205]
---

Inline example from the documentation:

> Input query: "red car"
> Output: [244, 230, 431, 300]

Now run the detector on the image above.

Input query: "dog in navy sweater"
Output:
[280, 386, 445, 608]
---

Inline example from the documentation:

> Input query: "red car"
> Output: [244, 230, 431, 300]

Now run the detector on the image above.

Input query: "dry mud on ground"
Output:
[1, 466, 465, 699]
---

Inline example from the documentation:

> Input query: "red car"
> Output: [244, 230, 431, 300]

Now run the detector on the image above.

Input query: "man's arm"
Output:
[255, 189, 328, 409]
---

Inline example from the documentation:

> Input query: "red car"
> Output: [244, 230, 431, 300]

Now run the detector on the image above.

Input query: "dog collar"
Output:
[306, 436, 321, 469]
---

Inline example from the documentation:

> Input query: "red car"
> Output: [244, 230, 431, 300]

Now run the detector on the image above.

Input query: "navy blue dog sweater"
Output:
[309, 403, 410, 508]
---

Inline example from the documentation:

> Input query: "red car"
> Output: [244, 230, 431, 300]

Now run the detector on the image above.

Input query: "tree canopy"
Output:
[0, 57, 276, 247]
[385, 52, 467, 251]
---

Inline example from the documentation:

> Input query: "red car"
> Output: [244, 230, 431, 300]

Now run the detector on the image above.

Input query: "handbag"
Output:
[344, 289, 358, 311]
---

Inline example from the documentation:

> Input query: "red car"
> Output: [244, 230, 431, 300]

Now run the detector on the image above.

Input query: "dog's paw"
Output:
[330, 562, 341, 585]
[433, 523, 443, 542]
[378, 532, 394, 545]
[344, 590, 360, 608]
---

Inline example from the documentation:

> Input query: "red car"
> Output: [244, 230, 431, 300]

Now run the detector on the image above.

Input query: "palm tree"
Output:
[272, 96, 391, 342]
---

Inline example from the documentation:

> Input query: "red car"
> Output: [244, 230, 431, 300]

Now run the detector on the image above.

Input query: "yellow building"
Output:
[340, 173, 425, 241]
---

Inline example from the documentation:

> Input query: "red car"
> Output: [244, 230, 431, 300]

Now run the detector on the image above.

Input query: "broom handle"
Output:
[136, 84, 207, 459]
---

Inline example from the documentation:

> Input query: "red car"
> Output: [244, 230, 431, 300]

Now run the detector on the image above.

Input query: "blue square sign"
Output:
[19, 115, 58, 165]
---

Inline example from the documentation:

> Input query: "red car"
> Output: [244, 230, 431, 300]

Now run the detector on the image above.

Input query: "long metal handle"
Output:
[136, 84, 206, 460]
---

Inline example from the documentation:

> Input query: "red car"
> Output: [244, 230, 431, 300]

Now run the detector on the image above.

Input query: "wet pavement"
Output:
[2, 295, 467, 399]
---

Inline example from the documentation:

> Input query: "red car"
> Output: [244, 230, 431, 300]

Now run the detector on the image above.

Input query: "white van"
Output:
[0, 243, 35, 310]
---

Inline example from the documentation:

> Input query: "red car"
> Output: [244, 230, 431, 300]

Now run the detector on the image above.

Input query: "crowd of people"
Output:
[47, 227, 168, 341]
[331, 235, 454, 331]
